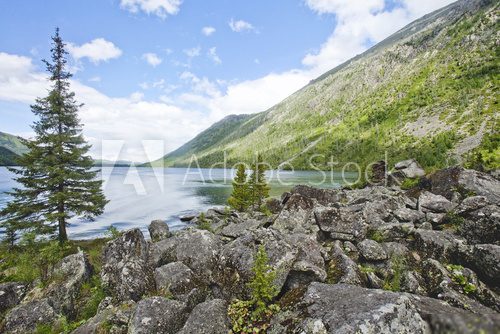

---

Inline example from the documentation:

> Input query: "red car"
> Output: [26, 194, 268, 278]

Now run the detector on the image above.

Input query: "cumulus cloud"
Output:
[120, 0, 182, 18]
[183, 47, 201, 58]
[142, 52, 163, 67]
[229, 19, 255, 32]
[207, 47, 221, 64]
[201, 26, 216, 36]
[67, 38, 122, 64]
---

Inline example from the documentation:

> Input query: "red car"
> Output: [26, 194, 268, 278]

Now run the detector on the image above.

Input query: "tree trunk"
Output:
[58, 215, 67, 244]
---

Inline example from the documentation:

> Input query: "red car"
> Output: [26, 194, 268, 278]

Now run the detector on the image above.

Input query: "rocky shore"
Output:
[1, 163, 499, 333]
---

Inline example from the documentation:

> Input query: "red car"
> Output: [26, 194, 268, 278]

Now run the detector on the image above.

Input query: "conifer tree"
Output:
[0, 28, 108, 244]
[228, 163, 250, 212]
[248, 154, 270, 210]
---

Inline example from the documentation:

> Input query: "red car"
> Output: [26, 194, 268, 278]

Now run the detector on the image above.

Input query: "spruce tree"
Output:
[228, 163, 250, 212]
[249, 154, 270, 210]
[0, 28, 108, 244]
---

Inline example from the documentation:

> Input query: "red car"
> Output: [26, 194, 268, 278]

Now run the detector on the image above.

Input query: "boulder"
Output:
[469, 244, 500, 288]
[301, 283, 430, 333]
[370, 160, 387, 184]
[394, 207, 425, 223]
[429, 167, 500, 203]
[418, 191, 456, 213]
[101, 229, 153, 302]
[283, 234, 327, 290]
[265, 198, 283, 214]
[367, 223, 415, 242]
[2, 299, 57, 334]
[457, 205, 500, 245]
[72, 300, 135, 334]
[357, 239, 388, 261]
[128, 297, 187, 334]
[290, 185, 345, 206]
[273, 193, 316, 234]
[314, 206, 366, 241]
[394, 159, 426, 179]
[0, 282, 26, 314]
[177, 299, 230, 334]
[456, 196, 490, 214]
[413, 230, 468, 262]
[42, 251, 92, 317]
[148, 220, 170, 242]
[327, 241, 362, 285]
[300, 283, 500, 334]
[220, 219, 262, 238]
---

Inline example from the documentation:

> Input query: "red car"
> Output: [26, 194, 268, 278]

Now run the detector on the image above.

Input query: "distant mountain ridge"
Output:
[154, 0, 499, 171]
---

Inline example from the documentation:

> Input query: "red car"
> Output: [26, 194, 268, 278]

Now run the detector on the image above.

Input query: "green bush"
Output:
[383, 256, 406, 292]
[400, 178, 419, 190]
[228, 245, 280, 333]
[196, 213, 213, 232]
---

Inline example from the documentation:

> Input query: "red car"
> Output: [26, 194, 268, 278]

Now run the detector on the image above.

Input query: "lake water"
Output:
[0, 167, 358, 239]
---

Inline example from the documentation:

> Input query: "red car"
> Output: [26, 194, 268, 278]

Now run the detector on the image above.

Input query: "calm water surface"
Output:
[0, 167, 358, 239]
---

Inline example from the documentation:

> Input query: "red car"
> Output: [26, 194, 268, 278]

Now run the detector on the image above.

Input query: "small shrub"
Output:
[105, 225, 121, 239]
[446, 264, 477, 295]
[383, 256, 406, 292]
[196, 213, 213, 232]
[228, 245, 280, 333]
[367, 230, 386, 243]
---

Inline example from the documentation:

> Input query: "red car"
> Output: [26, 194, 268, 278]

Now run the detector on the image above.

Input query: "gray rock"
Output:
[458, 204, 500, 245]
[72, 300, 135, 334]
[220, 219, 262, 238]
[43, 251, 92, 317]
[0, 282, 26, 314]
[301, 283, 430, 333]
[314, 206, 366, 241]
[358, 239, 388, 261]
[273, 193, 316, 234]
[367, 223, 415, 242]
[413, 230, 467, 262]
[177, 299, 230, 334]
[328, 241, 362, 285]
[430, 167, 500, 203]
[418, 222, 433, 230]
[418, 191, 456, 213]
[128, 297, 187, 334]
[101, 229, 153, 302]
[148, 220, 170, 242]
[425, 212, 445, 225]
[2, 299, 57, 334]
[154, 262, 198, 296]
[265, 198, 283, 214]
[394, 207, 425, 223]
[402, 271, 426, 295]
[382, 242, 410, 259]
[470, 244, 500, 288]
[456, 196, 490, 214]
[394, 159, 426, 178]
[290, 185, 345, 206]
[284, 234, 327, 289]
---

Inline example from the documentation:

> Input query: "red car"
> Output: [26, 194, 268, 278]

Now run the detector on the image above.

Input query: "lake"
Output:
[0, 167, 358, 239]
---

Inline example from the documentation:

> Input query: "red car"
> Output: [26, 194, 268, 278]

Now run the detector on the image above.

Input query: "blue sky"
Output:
[0, 0, 454, 161]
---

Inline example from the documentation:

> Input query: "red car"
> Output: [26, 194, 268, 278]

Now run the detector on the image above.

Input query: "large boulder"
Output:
[71, 300, 135, 334]
[272, 193, 316, 234]
[358, 239, 388, 261]
[148, 220, 170, 242]
[299, 283, 500, 334]
[0, 282, 26, 314]
[2, 299, 57, 334]
[149, 229, 222, 282]
[394, 207, 425, 223]
[457, 204, 500, 245]
[220, 219, 262, 238]
[418, 191, 456, 213]
[413, 230, 468, 263]
[101, 229, 153, 302]
[177, 299, 230, 334]
[469, 244, 500, 288]
[394, 159, 426, 179]
[290, 185, 345, 206]
[429, 167, 500, 203]
[127, 297, 187, 334]
[43, 251, 92, 317]
[314, 206, 366, 241]
[327, 241, 362, 285]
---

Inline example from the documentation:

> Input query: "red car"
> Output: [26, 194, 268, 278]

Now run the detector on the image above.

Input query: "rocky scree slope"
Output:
[155, 0, 499, 171]
[1, 164, 499, 333]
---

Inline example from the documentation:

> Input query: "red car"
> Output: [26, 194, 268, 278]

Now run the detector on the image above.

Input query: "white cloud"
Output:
[302, 0, 455, 74]
[67, 38, 122, 64]
[142, 52, 163, 67]
[201, 26, 216, 36]
[89, 76, 101, 82]
[229, 19, 255, 32]
[207, 47, 221, 65]
[120, 0, 182, 19]
[183, 47, 201, 58]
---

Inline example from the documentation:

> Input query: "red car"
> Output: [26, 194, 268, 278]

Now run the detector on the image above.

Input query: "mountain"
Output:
[155, 0, 499, 172]
[0, 132, 28, 166]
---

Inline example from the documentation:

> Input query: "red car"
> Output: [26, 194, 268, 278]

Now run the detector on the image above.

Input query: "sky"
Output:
[0, 0, 455, 162]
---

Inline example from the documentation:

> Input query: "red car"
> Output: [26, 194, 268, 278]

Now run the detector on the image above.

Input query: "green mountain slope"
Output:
[0, 147, 21, 166]
[0, 132, 28, 156]
[157, 0, 499, 171]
